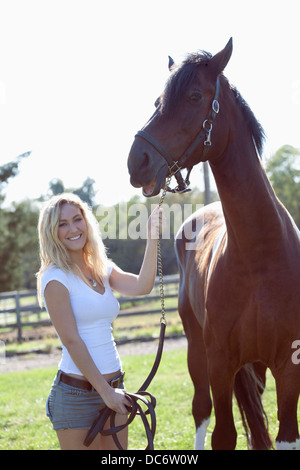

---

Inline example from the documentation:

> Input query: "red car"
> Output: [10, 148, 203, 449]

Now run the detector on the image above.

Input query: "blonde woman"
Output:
[37, 193, 162, 450]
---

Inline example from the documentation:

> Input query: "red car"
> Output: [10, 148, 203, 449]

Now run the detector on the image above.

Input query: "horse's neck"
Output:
[210, 137, 287, 264]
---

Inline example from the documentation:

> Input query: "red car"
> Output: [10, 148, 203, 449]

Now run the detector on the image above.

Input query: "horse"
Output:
[127, 38, 300, 450]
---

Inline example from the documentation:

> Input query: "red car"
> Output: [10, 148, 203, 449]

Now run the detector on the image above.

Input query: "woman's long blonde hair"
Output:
[36, 193, 108, 306]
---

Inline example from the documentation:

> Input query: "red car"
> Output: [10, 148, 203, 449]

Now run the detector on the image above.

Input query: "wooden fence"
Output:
[0, 275, 179, 342]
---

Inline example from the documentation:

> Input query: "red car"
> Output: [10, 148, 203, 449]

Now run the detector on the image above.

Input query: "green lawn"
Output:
[0, 349, 297, 450]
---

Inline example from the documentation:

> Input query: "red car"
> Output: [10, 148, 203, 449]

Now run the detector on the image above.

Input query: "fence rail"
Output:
[0, 275, 179, 341]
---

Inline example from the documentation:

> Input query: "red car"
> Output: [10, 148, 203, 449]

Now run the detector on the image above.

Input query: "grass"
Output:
[114, 308, 183, 341]
[0, 349, 296, 451]
[0, 367, 58, 450]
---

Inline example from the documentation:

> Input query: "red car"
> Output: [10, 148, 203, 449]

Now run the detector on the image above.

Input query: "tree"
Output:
[266, 145, 300, 227]
[0, 200, 39, 291]
[0, 151, 31, 206]
[48, 178, 64, 195]
[47, 176, 97, 207]
[73, 177, 97, 207]
[0, 152, 34, 291]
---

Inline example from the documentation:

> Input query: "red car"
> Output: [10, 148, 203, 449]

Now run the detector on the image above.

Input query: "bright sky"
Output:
[0, 0, 299, 207]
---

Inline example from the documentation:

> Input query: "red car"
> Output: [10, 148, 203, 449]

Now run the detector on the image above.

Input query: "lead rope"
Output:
[84, 177, 171, 450]
[157, 175, 172, 325]
[137, 174, 171, 393]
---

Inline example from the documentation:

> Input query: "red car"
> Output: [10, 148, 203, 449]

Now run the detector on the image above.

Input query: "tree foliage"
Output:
[0, 201, 39, 291]
[47, 176, 97, 207]
[0, 152, 30, 206]
[265, 145, 300, 226]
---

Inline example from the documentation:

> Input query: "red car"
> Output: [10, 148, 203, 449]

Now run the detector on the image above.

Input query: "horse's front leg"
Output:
[208, 352, 237, 450]
[187, 328, 212, 450]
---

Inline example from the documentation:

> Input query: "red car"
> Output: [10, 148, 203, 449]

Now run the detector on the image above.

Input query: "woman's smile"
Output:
[68, 234, 82, 241]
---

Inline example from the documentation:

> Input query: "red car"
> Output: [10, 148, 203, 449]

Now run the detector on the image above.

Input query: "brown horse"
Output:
[127, 39, 300, 450]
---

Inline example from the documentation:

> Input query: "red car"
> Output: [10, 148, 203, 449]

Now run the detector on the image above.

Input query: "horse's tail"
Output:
[234, 364, 273, 450]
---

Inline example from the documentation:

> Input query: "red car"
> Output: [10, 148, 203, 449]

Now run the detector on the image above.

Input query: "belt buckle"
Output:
[110, 372, 124, 388]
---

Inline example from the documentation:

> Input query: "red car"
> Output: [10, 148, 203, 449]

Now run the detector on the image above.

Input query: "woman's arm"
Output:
[44, 281, 130, 414]
[109, 206, 163, 296]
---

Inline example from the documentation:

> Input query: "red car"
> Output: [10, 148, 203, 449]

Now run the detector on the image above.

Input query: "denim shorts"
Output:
[46, 370, 125, 430]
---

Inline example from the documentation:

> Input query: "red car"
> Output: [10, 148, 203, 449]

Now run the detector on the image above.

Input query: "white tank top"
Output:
[41, 264, 121, 375]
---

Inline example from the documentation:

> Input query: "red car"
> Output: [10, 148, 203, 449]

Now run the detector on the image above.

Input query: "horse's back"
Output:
[175, 201, 224, 326]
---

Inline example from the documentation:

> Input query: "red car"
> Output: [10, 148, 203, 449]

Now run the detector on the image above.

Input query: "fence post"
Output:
[15, 292, 22, 342]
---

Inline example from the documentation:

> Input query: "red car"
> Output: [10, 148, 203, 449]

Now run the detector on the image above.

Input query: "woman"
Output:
[37, 193, 163, 450]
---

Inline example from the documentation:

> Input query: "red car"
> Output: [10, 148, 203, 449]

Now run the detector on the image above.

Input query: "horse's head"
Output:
[127, 38, 233, 197]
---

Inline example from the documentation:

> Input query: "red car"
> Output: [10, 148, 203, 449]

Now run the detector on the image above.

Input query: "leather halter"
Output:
[135, 75, 220, 193]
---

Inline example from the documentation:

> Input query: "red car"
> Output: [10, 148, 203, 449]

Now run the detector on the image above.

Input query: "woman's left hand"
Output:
[147, 206, 164, 240]
[110, 205, 165, 296]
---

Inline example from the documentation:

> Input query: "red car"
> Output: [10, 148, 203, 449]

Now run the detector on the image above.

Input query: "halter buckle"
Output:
[166, 165, 192, 193]
[212, 99, 220, 114]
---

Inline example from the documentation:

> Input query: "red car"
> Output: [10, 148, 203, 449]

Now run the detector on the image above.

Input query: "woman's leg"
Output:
[56, 414, 128, 450]
[56, 428, 101, 450]
[100, 413, 128, 450]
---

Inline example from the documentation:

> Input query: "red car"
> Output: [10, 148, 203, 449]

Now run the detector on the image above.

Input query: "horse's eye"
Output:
[154, 97, 160, 108]
[190, 92, 202, 102]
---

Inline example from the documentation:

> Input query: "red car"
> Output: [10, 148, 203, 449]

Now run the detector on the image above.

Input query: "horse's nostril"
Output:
[143, 152, 150, 168]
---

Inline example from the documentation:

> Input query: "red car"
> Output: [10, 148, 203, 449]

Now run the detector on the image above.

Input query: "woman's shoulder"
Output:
[41, 265, 72, 291]
[106, 259, 120, 281]
[42, 264, 67, 276]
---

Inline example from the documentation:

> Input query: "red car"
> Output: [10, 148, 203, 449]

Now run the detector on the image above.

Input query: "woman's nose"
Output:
[69, 222, 78, 233]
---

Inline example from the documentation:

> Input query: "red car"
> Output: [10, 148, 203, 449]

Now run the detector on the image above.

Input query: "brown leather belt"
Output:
[59, 371, 125, 391]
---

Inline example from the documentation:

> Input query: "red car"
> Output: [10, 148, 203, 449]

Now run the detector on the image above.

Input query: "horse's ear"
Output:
[168, 55, 175, 71]
[209, 38, 233, 76]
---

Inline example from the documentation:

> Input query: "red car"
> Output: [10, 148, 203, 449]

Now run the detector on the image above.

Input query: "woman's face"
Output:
[57, 203, 88, 253]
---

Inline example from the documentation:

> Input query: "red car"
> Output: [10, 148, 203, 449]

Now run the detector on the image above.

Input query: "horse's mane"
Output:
[160, 51, 212, 116]
[229, 84, 265, 156]
[160, 50, 265, 157]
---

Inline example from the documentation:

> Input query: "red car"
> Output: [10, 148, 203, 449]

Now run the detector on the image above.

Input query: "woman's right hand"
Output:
[102, 386, 131, 415]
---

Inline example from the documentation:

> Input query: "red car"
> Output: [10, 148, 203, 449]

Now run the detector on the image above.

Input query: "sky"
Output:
[0, 0, 299, 207]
